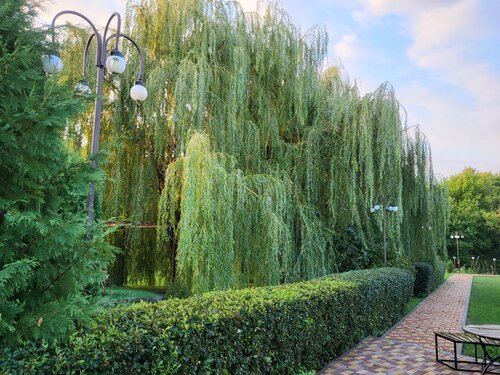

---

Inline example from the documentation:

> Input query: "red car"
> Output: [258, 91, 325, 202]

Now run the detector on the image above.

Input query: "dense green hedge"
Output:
[432, 260, 446, 290]
[413, 261, 445, 297]
[1, 268, 413, 374]
[413, 262, 434, 297]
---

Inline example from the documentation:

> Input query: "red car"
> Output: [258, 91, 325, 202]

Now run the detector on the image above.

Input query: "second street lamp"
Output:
[450, 231, 464, 269]
[44, 10, 148, 229]
[370, 200, 399, 267]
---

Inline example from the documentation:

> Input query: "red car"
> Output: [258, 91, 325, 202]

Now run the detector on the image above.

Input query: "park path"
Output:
[319, 274, 476, 374]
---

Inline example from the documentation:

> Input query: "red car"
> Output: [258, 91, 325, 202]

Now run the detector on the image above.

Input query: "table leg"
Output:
[479, 337, 500, 375]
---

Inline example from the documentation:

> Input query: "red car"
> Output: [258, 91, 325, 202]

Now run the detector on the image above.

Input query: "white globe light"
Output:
[42, 54, 63, 74]
[374, 205, 380, 210]
[106, 50, 126, 74]
[74, 79, 92, 97]
[392, 206, 399, 212]
[370, 208, 375, 213]
[130, 80, 148, 101]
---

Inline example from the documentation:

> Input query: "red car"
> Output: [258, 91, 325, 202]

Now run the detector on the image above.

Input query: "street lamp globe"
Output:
[106, 49, 126, 74]
[130, 80, 148, 101]
[42, 53, 63, 74]
[374, 205, 380, 210]
[74, 79, 92, 97]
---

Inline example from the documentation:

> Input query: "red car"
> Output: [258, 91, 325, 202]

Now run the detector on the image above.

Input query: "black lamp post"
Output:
[43, 11, 148, 228]
[370, 199, 399, 267]
[450, 231, 464, 269]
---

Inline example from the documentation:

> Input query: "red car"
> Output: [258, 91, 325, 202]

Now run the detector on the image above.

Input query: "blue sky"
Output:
[41, 0, 500, 176]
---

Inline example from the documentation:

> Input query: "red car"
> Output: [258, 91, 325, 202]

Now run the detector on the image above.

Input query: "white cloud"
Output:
[39, 0, 128, 28]
[352, 0, 500, 174]
[237, 0, 259, 13]
[334, 33, 359, 60]
[399, 81, 500, 176]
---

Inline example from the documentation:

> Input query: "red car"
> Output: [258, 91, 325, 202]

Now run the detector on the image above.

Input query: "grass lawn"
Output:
[104, 287, 163, 300]
[463, 276, 500, 358]
[404, 296, 424, 315]
[467, 276, 500, 324]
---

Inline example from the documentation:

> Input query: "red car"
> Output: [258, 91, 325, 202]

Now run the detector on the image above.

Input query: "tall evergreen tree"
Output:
[0, 0, 115, 343]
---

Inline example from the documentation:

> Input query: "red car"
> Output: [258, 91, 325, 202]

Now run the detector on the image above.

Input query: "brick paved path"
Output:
[320, 274, 477, 374]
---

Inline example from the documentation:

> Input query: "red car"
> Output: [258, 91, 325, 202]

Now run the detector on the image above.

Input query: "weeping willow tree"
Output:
[401, 128, 449, 262]
[59, 0, 448, 293]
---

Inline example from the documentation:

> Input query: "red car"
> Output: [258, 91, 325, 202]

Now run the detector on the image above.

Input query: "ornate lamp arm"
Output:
[103, 12, 122, 52]
[82, 33, 96, 80]
[51, 10, 103, 64]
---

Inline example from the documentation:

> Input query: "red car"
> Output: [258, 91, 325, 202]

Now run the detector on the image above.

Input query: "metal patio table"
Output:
[463, 325, 500, 374]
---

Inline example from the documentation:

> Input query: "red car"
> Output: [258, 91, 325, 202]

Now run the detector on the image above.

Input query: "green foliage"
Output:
[446, 167, 500, 257]
[0, 0, 116, 342]
[401, 129, 449, 263]
[431, 259, 446, 290]
[1, 268, 414, 374]
[413, 261, 444, 297]
[404, 296, 424, 315]
[446, 259, 454, 273]
[56, 0, 448, 293]
[413, 262, 434, 297]
[105, 287, 162, 300]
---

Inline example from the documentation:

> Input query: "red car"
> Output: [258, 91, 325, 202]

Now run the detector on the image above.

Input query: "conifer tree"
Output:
[0, 0, 115, 343]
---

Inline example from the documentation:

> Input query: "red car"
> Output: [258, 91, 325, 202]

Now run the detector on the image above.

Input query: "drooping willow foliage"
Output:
[59, 0, 448, 293]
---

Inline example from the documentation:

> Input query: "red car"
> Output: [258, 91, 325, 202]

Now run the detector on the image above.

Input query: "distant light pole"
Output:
[450, 232, 464, 269]
[43, 11, 148, 228]
[453, 256, 456, 268]
[494, 258, 497, 275]
[370, 200, 399, 267]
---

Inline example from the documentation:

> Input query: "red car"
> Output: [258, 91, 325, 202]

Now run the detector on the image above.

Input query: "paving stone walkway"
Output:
[320, 274, 477, 374]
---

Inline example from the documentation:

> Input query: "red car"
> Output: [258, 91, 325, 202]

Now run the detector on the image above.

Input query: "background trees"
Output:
[446, 168, 500, 259]
[57, 0, 448, 295]
[0, 0, 115, 342]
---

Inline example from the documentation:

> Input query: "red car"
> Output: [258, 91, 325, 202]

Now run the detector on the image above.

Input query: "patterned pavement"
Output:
[320, 274, 480, 374]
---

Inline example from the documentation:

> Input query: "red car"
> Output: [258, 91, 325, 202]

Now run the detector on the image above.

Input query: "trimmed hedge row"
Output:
[432, 260, 446, 290]
[413, 262, 434, 296]
[1, 268, 414, 374]
[413, 261, 445, 297]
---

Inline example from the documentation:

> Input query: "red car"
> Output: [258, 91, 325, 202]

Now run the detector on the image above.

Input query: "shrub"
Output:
[432, 260, 446, 290]
[446, 259, 454, 273]
[1, 268, 414, 374]
[413, 261, 445, 297]
[413, 262, 433, 296]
